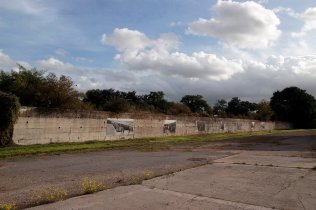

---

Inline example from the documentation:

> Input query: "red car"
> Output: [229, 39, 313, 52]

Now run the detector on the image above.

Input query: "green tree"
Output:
[142, 91, 169, 113]
[40, 73, 82, 109]
[270, 87, 316, 128]
[0, 66, 44, 106]
[213, 99, 227, 116]
[255, 100, 272, 121]
[227, 97, 257, 117]
[0, 91, 20, 146]
[180, 95, 211, 115]
[0, 66, 83, 109]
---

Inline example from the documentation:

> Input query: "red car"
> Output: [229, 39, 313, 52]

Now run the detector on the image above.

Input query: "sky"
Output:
[0, 0, 316, 104]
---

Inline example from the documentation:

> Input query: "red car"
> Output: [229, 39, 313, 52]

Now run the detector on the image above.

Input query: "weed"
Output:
[0, 203, 17, 210]
[129, 170, 156, 185]
[33, 187, 68, 205]
[141, 170, 155, 180]
[79, 177, 105, 195]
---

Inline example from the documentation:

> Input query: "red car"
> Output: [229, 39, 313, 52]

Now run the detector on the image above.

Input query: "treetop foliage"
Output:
[1, 67, 315, 127]
[270, 86, 316, 128]
[0, 66, 83, 109]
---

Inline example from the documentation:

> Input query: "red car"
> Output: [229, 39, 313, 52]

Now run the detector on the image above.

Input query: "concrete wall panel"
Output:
[12, 108, 292, 145]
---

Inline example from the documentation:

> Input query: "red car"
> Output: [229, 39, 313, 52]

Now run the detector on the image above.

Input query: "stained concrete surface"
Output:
[28, 185, 274, 210]
[0, 150, 233, 208]
[2, 131, 316, 209]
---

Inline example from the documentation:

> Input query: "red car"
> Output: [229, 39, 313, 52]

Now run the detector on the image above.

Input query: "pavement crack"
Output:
[144, 185, 276, 210]
[297, 193, 306, 210]
[274, 171, 308, 196]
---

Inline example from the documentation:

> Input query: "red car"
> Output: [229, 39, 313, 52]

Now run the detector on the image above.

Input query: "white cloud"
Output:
[289, 7, 316, 37]
[0, 50, 15, 67]
[101, 28, 152, 52]
[301, 7, 316, 32]
[101, 27, 316, 101]
[37, 57, 74, 72]
[102, 28, 243, 80]
[0, 50, 31, 70]
[188, 0, 281, 49]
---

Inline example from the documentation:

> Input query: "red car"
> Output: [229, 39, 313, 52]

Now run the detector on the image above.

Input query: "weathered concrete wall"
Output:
[13, 107, 292, 145]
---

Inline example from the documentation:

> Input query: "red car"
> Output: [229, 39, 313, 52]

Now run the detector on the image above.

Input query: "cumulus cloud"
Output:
[37, 57, 75, 72]
[288, 7, 316, 37]
[301, 7, 316, 32]
[101, 28, 152, 52]
[102, 28, 243, 80]
[125, 55, 316, 103]
[0, 50, 31, 70]
[0, 50, 15, 68]
[188, 0, 281, 49]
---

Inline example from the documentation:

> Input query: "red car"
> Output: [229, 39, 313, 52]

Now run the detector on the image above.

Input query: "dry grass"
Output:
[33, 187, 68, 205]
[79, 177, 105, 195]
[0, 203, 17, 210]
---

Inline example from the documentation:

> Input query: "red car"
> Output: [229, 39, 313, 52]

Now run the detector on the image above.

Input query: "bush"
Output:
[0, 91, 20, 146]
[167, 103, 192, 115]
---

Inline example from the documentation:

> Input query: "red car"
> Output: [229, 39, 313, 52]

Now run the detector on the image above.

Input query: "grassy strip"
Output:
[0, 130, 300, 159]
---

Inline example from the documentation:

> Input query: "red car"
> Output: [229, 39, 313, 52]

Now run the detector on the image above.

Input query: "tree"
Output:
[227, 97, 257, 117]
[270, 87, 316, 128]
[40, 73, 82, 109]
[255, 100, 272, 121]
[0, 66, 44, 106]
[142, 91, 169, 113]
[0, 91, 20, 146]
[180, 95, 211, 115]
[213, 99, 227, 116]
[0, 66, 83, 109]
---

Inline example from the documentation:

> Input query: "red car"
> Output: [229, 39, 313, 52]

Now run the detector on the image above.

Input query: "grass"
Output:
[79, 177, 105, 195]
[0, 203, 17, 210]
[0, 129, 300, 159]
[33, 187, 68, 205]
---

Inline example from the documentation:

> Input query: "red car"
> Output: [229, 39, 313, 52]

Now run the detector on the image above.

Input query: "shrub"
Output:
[0, 91, 20, 146]
[0, 203, 17, 210]
[33, 187, 68, 205]
[79, 177, 105, 194]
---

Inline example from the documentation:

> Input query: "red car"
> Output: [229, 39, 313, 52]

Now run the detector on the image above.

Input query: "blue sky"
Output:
[1, 0, 316, 103]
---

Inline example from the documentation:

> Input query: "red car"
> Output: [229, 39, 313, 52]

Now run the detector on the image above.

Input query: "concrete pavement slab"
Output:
[213, 152, 316, 168]
[143, 163, 313, 210]
[26, 185, 274, 210]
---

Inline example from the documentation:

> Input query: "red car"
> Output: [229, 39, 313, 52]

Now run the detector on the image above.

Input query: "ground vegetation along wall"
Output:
[13, 107, 292, 145]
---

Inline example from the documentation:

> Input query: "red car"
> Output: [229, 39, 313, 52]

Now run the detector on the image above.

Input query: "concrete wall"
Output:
[13, 107, 292, 145]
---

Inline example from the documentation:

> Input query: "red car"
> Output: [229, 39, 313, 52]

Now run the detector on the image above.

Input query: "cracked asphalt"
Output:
[1, 130, 316, 210]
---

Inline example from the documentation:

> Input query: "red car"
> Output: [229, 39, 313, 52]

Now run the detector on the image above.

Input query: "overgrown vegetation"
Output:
[79, 177, 105, 195]
[0, 66, 87, 110]
[1, 66, 315, 127]
[0, 91, 20, 146]
[33, 187, 68, 205]
[0, 130, 297, 159]
[0, 203, 17, 210]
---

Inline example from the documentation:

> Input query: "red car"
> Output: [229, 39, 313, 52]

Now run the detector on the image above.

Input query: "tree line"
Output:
[1, 66, 315, 129]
